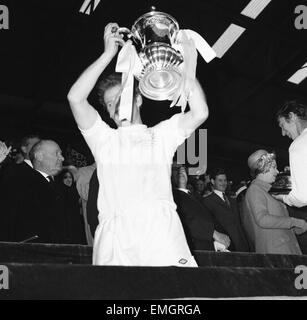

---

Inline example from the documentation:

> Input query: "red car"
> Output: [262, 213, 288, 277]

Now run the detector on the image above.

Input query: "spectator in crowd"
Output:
[202, 168, 249, 252]
[58, 169, 87, 244]
[67, 22, 208, 266]
[0, 139, 67, 243]
[66, 163, 97, 245]
[274, 100, 307, 207]
[243, 149, 307, 254]
[193, 178, 205, 201]
[186, 181, 195, 194]
[172, 165, 230, 252]
[0, 134, 41, 185]
[234, 180, 250, 239]
[20, 134, 41, 168]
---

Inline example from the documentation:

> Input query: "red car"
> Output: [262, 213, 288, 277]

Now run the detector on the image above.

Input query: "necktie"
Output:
[223, 193, 230, 207]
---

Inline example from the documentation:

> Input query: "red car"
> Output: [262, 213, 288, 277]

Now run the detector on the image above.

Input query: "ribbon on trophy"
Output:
[115, 9, 216, 122]
[171, 29, 216, 111]
[115, 40, 142, 121]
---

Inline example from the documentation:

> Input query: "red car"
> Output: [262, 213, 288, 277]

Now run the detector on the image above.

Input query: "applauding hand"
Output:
[0, 141, 11, 164]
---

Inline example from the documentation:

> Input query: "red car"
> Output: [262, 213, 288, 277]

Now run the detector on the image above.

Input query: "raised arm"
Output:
[178, 79, 209, 133]
[67, 23, 125, 130]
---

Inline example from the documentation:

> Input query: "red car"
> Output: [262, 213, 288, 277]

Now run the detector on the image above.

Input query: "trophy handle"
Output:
[117, 27, 143, 50]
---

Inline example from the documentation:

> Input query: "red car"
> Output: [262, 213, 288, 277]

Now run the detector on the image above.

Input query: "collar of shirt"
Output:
[213, 189, 225, 200]
[35, 169, 49, 181]
[24, 159, 33, 168]
[301, 127, 307, 135]
[177, 188, 191, 194]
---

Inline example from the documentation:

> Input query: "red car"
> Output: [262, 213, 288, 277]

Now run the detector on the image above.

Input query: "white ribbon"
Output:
[180, 29, 216, 63]
[171, 29, 216, 112]
[115, 40, 142, 122]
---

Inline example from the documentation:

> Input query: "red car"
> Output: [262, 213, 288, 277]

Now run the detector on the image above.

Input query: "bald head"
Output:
[30, 140, 64, 176]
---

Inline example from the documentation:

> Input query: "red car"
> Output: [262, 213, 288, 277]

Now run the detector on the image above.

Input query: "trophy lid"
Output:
[132, 7, 180, 33]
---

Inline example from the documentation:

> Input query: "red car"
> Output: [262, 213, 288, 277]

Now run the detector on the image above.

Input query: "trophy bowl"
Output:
[124, 8, 184, 100]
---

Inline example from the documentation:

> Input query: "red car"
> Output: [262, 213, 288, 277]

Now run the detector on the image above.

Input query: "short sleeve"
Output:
[79, 111, 112, 158]
[154, 113, 194, 155]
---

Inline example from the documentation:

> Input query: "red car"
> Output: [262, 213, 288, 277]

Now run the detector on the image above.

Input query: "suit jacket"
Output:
[173, 188, 215, 251]
[202, 192, 249, 252]
[86, 168, 99, 237]
[0, 162, 67, 243]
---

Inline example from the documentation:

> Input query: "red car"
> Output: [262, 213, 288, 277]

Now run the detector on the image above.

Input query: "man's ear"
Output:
[210, 178, 215, 186]
[20, 146, 27, 155]
[289, 112, 298, 122]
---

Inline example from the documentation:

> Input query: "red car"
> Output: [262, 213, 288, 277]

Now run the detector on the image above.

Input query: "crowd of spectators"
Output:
[1, 133, 307, 256]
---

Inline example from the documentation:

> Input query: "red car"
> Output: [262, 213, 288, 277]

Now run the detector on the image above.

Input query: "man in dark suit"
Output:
[0, 135, 40, 241]
[0, 140, 66, 243]
[86, 168, 99, 238]
[172, 165, 230, 251]
[202, 168, 249, 252]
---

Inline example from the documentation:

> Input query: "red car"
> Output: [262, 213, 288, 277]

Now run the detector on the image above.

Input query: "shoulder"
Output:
[245, 183, 266, 201]
[80, 111, 113, 138]
[291, 130, 307, 151]
[203, 192, 215, 201]
[173, 189, 185, 199]
[202, 193, 216, 206]
[153, 113, 182, 131]
[29, 170, 48, 184]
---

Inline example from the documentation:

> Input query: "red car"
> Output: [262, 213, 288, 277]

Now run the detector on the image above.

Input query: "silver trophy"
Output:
[118, 7, 184, 101]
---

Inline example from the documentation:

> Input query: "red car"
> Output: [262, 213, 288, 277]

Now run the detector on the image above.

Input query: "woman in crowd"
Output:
[59, 169, 87, 245]
[242, 149, 307, 254]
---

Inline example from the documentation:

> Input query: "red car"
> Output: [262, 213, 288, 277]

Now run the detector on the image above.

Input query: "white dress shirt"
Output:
[213, 189, 225, 201]
[283, 128, 307, 207]
[24, 159, 33, 168]
[177, 188, 191, 194]
[35, 169, 49, 181]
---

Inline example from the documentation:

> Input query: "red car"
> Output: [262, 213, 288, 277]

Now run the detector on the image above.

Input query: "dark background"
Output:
[1, 0, 307, 181]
